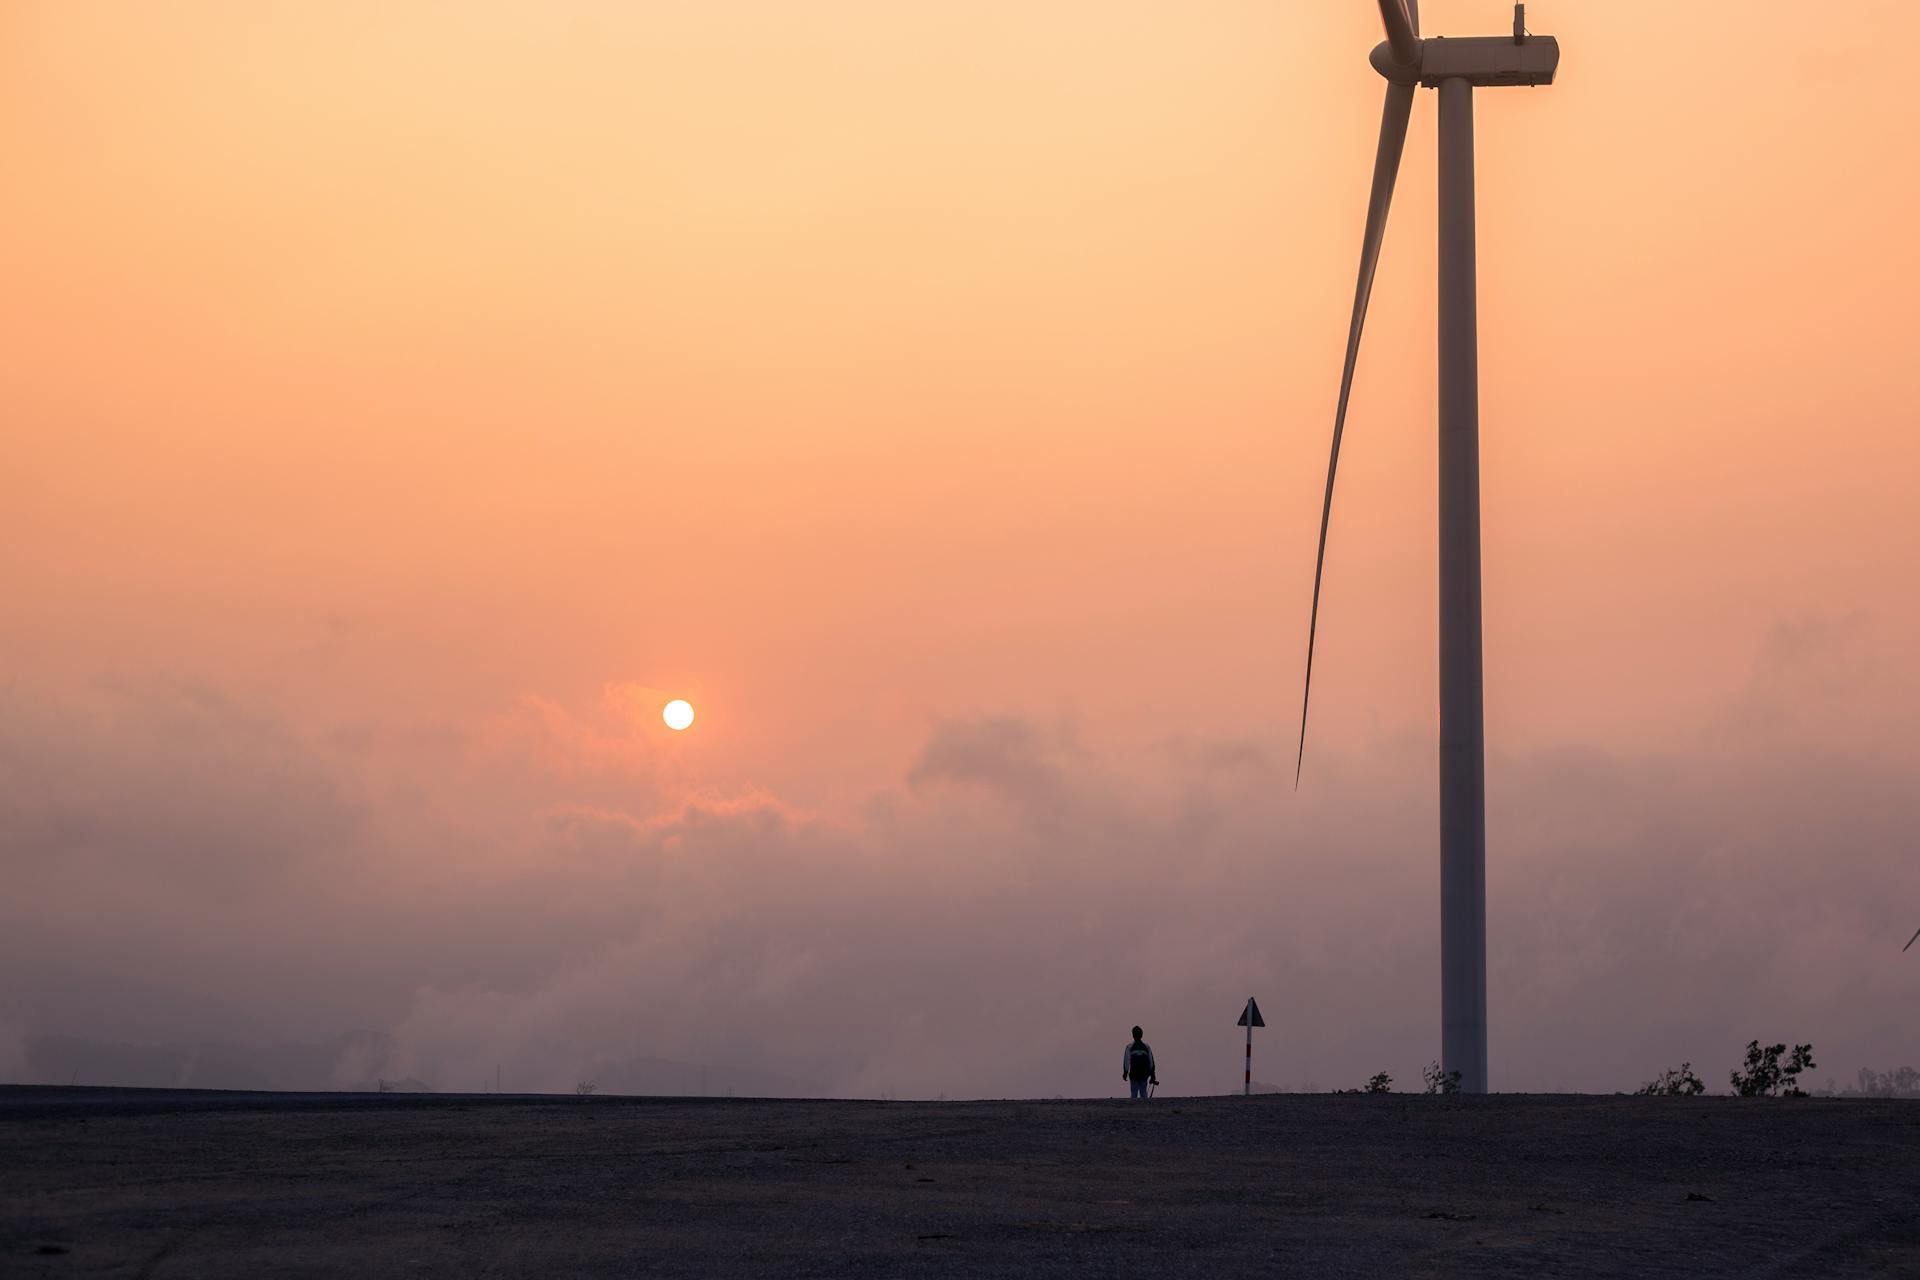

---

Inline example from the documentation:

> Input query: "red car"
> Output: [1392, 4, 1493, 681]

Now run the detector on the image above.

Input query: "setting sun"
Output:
[663, 699, 695, 731]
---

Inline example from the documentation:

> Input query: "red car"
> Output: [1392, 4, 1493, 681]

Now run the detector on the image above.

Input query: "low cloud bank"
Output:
[4, 627, 1917, 1098]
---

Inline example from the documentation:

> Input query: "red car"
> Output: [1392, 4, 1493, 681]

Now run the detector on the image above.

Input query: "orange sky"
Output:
[3, 2, 1918, 1096]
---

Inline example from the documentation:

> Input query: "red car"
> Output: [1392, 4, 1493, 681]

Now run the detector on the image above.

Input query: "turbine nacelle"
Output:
[1369, 35, 1559, 89]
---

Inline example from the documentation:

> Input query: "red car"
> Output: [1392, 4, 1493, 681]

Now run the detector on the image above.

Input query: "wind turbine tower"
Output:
[1296, 2, 1559, 1094]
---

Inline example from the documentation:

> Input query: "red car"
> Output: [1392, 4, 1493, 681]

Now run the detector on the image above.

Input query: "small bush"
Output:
[575, 1081, 598, 1097]
[1730, 1041, 1816, 1097]
[1363, 1072, 1393, 1094]
[1636, 1062, 1707, 1096]
[1423, 1061, 1462, 1095]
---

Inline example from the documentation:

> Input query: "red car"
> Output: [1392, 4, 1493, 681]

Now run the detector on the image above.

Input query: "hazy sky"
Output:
[4, 1, 1918, 1097]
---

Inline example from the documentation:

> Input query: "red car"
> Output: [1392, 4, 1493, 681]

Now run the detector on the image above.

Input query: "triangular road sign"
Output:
[1237, 997, 1265, 1028]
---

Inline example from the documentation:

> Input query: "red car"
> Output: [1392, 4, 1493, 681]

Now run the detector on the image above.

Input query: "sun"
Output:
[662, 699, 695, 731]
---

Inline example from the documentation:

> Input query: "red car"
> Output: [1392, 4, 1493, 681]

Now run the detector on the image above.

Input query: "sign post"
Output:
[1237, 997, 1265, 1096]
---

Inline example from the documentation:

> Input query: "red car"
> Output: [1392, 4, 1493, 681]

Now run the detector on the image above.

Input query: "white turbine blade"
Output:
[1408, 0, 1420, 40]
[1376, 0, 1420, 65]
[1297, 80, 1415, 787]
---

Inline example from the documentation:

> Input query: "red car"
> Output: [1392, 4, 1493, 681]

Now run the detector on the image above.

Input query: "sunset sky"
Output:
[4, 1, 1918, 1097]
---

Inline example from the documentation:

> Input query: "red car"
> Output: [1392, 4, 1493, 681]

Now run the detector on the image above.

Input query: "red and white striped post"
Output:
[1237, 997, 1265, 1096]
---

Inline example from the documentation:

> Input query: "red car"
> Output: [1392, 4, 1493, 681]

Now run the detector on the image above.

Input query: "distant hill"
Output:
[22, 1031, 389, 1092]
[584, 1054, 803, 1099]
[14, 1033, 808, 1098]
[343, 1077, 434, 1094]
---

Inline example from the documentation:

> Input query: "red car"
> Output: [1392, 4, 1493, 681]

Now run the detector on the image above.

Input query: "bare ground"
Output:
[2, 1086, 1917, 1277]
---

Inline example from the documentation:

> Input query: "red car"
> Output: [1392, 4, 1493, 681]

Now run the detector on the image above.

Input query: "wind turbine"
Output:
[1294, 2, 1559, 1094]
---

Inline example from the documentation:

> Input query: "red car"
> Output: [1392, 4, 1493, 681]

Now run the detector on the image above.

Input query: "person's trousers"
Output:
[1129, 1079, 1151, 1099]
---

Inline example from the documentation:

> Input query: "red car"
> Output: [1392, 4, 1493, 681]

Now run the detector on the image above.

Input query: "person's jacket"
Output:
[1123, 1041, 1156, 1081]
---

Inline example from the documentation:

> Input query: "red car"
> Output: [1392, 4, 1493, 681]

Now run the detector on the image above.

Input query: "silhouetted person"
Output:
[1123, 1026, 1157, 1099]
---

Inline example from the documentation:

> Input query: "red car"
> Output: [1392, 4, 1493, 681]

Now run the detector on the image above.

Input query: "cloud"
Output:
[906, 715, 1087, 831]
[3, 632, 1918, 1097]
[0, 677, 360, 886]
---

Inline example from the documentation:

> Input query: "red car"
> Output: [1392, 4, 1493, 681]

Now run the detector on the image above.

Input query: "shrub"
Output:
[1636, 1062, 1707, 1096]
[1423, 1061, 1462, 1095]
[575, 1081, 598, 1097]
[1363, 1072, 1393, 1094]
[1730, 1041, 1816, 1097]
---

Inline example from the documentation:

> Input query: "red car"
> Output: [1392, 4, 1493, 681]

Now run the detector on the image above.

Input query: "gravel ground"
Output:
[3, 1086, 1917, 1277]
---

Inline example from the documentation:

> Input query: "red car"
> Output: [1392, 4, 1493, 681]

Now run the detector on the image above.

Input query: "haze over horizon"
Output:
[4, 1, 1918, 1098]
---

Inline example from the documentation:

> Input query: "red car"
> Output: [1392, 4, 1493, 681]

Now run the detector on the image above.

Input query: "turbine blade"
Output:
[1297, 81, 1415, 787]
[1905, 925, 1920, 953]
[1377, 0, 1420, 65]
